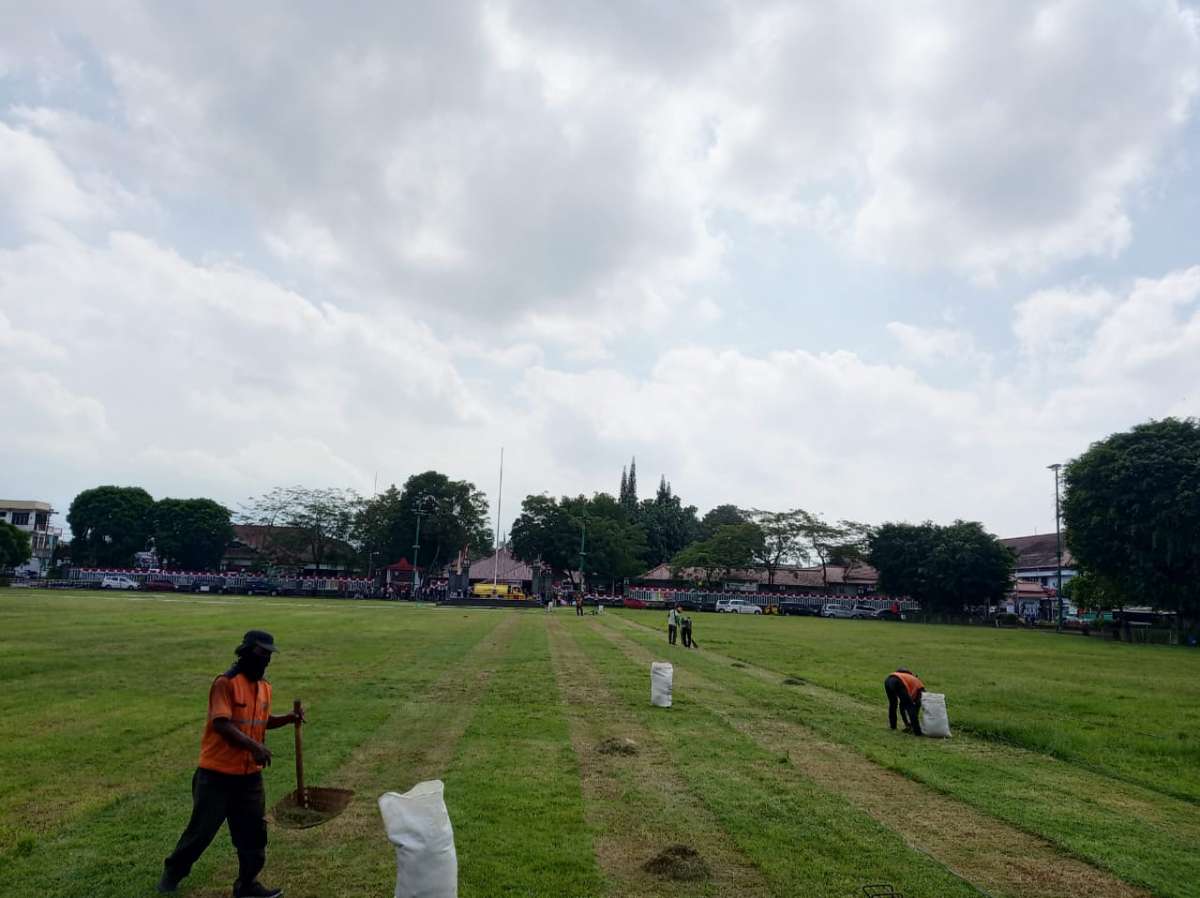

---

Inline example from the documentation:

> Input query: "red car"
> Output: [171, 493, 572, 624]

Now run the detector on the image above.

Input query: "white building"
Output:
[0, 500, 61, 577]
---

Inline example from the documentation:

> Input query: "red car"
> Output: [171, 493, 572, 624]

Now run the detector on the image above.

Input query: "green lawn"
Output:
[0, 590, 1196, 898]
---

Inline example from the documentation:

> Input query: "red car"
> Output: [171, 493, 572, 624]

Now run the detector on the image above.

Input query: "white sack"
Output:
[921, 692, 951, 738]
[651, 661, 673, 707]
[378, 780, 458, 898]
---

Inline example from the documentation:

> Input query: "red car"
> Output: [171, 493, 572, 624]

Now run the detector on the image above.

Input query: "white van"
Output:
[101, 575, 139, 590]
[716, 598, 762, 614]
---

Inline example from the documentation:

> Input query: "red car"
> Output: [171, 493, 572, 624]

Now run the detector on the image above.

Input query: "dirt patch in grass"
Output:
[643, 844, 710, 881]
[731, 662, 747, 668]
[782, 676, 807, 686]
[595, 736, 638, 755]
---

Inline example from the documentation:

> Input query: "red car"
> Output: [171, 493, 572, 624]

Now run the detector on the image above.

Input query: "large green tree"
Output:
[511, 491, 647, 588]
[638, 477, 700, 567]
[152, 498, 234, 570]
[68, 486, 156, 567]
[670, 522, 764, 584]
[745, 508, 810, 585]
[360, 472, 493, 573]
[698, 504, 746, 540]
[0, 521, 32, 570]
[1064, 418, 1200, 624]
[802, 514, 871, 586]
[869, 520, 1014, 614]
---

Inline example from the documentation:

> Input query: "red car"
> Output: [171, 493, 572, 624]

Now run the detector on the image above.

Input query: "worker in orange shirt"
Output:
[158, 630, 304, 898]
[884, 668, 925, 735]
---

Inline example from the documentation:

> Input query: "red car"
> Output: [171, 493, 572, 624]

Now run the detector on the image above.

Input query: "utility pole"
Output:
[578, 519, 587, 597]
[1048, 463, 1064, 633]
[412, 495, 436, 597]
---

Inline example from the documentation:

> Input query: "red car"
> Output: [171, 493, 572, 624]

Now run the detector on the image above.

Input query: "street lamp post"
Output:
[1048, 463, 1064, 632]
[412, 495, 436, 597]
[578, 520, 587, 598]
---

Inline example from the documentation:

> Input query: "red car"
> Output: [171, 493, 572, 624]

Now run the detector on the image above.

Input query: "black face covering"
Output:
[237, 652, 270, 681]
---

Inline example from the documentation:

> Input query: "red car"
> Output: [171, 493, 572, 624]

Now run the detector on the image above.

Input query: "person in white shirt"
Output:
[667, 605, 680, 645]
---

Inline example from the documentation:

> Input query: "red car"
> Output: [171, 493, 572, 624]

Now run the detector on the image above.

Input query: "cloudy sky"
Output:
[3, 1, 1200, 542]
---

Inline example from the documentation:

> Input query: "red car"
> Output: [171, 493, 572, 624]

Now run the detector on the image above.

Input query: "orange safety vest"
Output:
[198, 672, 272, 775]
[892, 671, 924, 701]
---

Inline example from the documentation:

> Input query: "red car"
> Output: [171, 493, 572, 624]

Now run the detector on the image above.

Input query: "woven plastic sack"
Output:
[651, 661, 673, 707]
[921, 692, 951, 738]
[378, 780, 458, 898]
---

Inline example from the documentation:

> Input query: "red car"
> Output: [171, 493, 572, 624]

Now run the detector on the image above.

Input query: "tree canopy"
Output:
[67, 486, 156, 567]
[1064, 418, 1200, 622]
[638, 477, 701, 567]
[152, 498, 234, 570]
[0, 521, 32, 570]
[240, 486, 360, 572]
[869, 520, 1014, 614]
[511, 492, 647, 588]
[698, 504, 746, 540]
[670, 522, 764, 584]
[744, 508, 810, 584]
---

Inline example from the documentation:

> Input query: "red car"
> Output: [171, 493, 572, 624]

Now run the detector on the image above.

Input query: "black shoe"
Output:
[156, 872, 180, 894]
[233, 881, 283, 898]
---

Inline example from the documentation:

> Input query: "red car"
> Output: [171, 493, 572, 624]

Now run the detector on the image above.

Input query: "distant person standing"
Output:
[575, 593, 584, 616]
[883, 668, 925, 735]
[681, 615, 694, 648]
[158, 631, 303, 897]
[667, 605, 680, 645]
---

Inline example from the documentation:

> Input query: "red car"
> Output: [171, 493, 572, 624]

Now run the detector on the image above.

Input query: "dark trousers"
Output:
[884, 676, 921, 735]
[164, 768, 267, 886]
[668, 624, 677, 645]
[681, 628, 692, 648]
[576, 604, 584, 616]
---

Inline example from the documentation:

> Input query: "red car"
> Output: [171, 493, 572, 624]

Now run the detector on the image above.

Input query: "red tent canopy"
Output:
[386, 558, 415, 572]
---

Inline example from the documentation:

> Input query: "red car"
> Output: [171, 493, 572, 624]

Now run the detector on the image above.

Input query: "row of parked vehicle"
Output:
[713, 596, 903, 619]
[96, 575, 351, 596]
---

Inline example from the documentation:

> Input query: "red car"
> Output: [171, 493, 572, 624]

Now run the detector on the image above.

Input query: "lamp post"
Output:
[412, 495, 437, 596]
[578, 519, 587, 598]
[1048, 463, 1064, 632]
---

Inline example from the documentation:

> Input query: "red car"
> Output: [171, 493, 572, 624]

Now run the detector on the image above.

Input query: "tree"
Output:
[392, 472, 492, 573]
[619, 457, 639, 516]
[638, 477, 700, 567]
[1062, 571, 1122, 614]
[745, 508, 810, 585]
[511, 491, 647, 588]
[152, 498, 234, 570]
[68, 486, 156, 567]
[1064, 418, 1200, 626]
[0, 521, 32, 570]
[240, 486, 360, 573]
[698, 504, 746, 540]
[670, 522, 763, 584]
[869, 520, 1014, 615]
[802, 514, 871, 586]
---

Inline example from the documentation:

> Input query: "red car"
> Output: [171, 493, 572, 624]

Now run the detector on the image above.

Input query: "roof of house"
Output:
[467, 547, 534, 582]
[1000, 534, 1075, 570]
[0, 500, 53, 512]
[636, 561, 879, 586]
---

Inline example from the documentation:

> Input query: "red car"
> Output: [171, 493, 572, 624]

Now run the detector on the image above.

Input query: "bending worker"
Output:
[158, 630, 304, 898]
[884, 667, 925, 735]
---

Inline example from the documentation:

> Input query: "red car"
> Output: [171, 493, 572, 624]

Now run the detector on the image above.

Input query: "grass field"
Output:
[1, 590, 1198, 898]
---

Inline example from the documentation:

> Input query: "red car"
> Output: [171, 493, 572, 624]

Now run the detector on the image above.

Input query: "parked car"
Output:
[716, 598, 763, 614]
[851, 604, 877, 619]
[873, 608, 903, 621]
[779, 601, 821, 616]
[101, 575, 139, 590]
[141, 578, 176, 592]
[820, 603, 856, 619]
[243, 578, 275, 596]
[187, 575, 226, 594]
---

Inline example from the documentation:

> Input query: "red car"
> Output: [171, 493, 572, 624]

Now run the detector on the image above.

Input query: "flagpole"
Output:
[493, 446, 504, 587]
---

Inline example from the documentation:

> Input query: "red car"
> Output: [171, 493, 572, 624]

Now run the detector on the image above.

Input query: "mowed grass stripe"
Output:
[546, 615, 775, 898]
[570, 620, 981, 898]
[0, 593, 501, 898]
[603, 613, 1198, 898]
[618, 610, 1200, 804]
[442, 614, 605, 898]
[596, 616, 1148, 898]
[227, 612, 524, 898]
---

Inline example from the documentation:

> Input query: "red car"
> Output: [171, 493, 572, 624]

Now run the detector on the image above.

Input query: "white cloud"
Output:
[886, 322, 985, 366]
